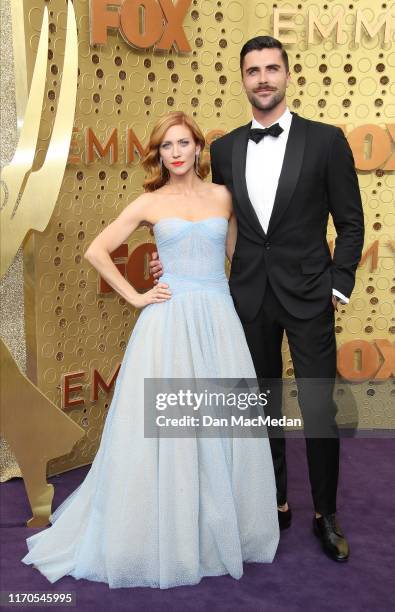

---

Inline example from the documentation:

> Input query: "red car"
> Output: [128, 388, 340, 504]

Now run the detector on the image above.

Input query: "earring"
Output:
[195, 152, 200, 175]
[159, 157, 163, 177]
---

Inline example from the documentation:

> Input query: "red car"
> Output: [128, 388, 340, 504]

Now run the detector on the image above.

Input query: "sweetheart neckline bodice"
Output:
[153, 216, 229, 229]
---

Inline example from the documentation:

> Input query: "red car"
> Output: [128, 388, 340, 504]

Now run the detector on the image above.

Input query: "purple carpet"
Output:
[1, 438, 394, 611]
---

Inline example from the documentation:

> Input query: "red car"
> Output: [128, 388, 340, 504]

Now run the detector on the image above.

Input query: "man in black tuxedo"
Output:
[151, 36, 364, 562]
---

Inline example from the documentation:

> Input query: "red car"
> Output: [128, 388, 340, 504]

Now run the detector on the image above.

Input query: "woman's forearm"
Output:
[226, 213, 237, 263]
[84, 249, 139, 306]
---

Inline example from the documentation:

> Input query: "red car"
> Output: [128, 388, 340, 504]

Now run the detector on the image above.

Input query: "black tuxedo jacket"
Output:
[210, 113, 364, 322]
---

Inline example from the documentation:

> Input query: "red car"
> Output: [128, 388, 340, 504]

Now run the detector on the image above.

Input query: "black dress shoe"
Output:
[313, 514, 349, 562]
[278, 507, 292, 530]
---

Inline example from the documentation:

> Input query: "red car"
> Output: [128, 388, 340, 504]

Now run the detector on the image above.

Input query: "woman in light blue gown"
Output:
[21, 112, 279, 589]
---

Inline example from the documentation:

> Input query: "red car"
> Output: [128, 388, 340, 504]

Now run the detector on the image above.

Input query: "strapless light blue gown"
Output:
[21, 217, 279, 589]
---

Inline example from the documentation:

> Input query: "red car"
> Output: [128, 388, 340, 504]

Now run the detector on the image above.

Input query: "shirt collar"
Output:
[251, 107, 293, 133]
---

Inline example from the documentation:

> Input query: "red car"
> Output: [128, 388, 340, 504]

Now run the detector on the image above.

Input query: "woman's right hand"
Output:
[132, 283, 171, 309]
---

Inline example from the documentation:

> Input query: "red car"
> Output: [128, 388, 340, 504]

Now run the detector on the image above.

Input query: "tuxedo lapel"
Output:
[266, 114, 307, 237]
[232, 122, 266, 241]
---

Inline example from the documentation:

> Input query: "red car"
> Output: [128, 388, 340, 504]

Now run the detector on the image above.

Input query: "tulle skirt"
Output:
[22, 288, 279, 588]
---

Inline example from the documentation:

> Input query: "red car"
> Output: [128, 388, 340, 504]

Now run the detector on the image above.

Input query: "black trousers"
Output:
[241, 280, 339, 516]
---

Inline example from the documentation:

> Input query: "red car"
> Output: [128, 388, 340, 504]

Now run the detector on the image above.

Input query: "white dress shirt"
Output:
[245, 107, 348, 304]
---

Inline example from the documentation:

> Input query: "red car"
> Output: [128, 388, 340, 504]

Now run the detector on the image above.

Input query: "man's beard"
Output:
[248, 89, 285, 112]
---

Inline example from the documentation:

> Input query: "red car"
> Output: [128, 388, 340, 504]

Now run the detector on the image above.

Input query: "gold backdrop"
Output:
[2, 0, 394, 487]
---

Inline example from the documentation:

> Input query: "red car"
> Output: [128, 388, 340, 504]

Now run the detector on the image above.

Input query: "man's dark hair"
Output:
[240, 36, 289, 73]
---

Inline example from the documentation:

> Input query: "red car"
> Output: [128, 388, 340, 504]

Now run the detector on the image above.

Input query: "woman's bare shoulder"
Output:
[206, 183, 232, 212]
[205, 182, 231, 199]
[124, 191, 154, 210]
[121, 191, 157, 222]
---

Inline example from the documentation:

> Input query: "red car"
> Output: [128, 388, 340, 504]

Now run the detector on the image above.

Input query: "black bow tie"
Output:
[249, 123, 284, 143]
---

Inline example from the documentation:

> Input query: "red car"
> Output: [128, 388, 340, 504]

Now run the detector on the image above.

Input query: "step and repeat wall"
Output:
[1, 0, 394, 479]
